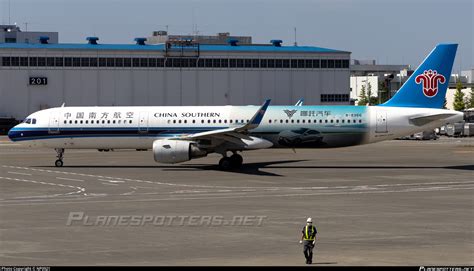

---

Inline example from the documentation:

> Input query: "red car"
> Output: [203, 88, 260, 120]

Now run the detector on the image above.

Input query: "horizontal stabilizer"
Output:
[409, 113, 460, 126]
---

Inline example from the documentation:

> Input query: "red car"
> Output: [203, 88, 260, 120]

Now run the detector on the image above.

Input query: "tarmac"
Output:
[0, 136, 473, 266]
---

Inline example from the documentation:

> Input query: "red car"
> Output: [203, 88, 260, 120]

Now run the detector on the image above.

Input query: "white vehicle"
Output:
[9, 44, 463, 170]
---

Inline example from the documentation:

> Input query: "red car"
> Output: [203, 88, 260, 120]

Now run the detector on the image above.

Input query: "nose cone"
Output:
[7, 127, 19, 141]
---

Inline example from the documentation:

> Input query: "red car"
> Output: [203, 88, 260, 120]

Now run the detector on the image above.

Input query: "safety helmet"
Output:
[306, 217, 312, 223]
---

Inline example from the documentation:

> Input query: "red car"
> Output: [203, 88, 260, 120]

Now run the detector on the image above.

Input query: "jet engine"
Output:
[153, 139, 207, 164]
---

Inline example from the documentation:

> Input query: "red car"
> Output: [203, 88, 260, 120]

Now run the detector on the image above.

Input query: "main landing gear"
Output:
[218, 152, 243, 170]
[54, 148, 64, 167]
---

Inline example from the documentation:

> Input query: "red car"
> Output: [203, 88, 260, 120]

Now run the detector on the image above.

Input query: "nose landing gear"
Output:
[54, 148, 64, 167]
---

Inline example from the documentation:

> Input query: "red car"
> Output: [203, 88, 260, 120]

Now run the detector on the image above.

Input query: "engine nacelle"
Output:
[153, 139, 207, 164]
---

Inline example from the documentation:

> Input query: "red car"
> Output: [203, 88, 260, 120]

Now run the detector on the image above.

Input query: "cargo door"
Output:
[138, 111, 149, 133]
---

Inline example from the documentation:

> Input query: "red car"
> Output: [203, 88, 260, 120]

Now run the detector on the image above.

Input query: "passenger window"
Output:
[269, 120, 272, 123]
[64, 120, 67, 124]
[107, 120, 110, 124]
[193, 120, 196, 124]
[213, 120, 216, 123]
[129, 120, 132, 124]
[102, 120, 105, 124]
[291, 120, 294, 123]
[285, 120, 288, 123]
[113, 120, 116, 124]
[80, 120, 83, 124]
[325, 120, 328, 123]
[224, 120, 227, 123]
[359, 120, 362, 123]
[201, 120, 204, 123]
[173, 120, 176, 123]
[178, 120, 182, 124]
[75, 120, 78, 124]
[208, 120, 211, 123]
[280, 120, 283, 123]
[184, 120, 187, 124]
[69, 120, 73, 124]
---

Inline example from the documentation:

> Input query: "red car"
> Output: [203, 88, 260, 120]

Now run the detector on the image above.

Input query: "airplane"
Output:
[8, 44, 463, 170]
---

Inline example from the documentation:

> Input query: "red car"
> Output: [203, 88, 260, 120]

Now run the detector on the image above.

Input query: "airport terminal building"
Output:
[0, 34, 351, 120]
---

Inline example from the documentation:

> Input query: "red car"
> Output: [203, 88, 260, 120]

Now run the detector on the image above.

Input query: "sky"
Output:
[1, 0, 473, 72]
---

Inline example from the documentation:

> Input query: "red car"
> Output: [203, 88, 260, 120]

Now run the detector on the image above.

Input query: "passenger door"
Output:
[48, 111, 60, 134]
[375, 111, 388, 133]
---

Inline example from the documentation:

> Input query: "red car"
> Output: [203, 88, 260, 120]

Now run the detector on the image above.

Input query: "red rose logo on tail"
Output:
[415, 69, 446, 98]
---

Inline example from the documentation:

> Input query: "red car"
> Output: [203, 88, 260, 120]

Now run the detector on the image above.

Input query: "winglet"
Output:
[238, 99, 271, 131]
[295, 98, 304, 106]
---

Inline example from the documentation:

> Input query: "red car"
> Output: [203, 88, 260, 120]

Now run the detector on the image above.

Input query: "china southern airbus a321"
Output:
[8, 44, 463, 170]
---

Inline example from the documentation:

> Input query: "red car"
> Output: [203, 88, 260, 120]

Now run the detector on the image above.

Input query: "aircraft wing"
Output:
[178, 99, 271, 141]
[409, 113, 460, 126]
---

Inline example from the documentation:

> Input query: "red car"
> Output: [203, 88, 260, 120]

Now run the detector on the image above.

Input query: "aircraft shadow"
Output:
[38, 161, 474, 177]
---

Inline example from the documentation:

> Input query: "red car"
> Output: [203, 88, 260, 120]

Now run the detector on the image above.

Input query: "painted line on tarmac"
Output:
[7, 171, 32, 176]
[1, 184, 473, 206]
[0, 176, 86, 199]
[56, 177, 85, 182]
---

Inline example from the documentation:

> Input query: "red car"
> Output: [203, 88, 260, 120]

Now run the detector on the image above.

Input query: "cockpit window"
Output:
[32, 119, 37, 124]
[25, 118, 31, 124]
[22, 118, 36, 124]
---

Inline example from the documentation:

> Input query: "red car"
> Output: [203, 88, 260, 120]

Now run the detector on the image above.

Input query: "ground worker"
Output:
[299, 217, 317, 264]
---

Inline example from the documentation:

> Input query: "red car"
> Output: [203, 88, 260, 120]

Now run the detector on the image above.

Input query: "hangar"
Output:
[0, 29, 351, 121]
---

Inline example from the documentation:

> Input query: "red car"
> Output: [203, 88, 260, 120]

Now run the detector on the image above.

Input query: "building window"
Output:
[305, 59, 313, 68]
[245, 59, 252, 68]
[260, 59, 267, 68]
[20, 57, 28, 66]
[297, 59, 305, 68]
[72, 57, 80, 67]
[107, 58, 115, 67]
[282, 59, 290, 68]
[321, 59, 327, 68]
[99, 58, 106, 67]
[132, 58, 140, 67]
[342, 59, 349, 68]
[328, 59, 335, 68]
[267, 59, 275, 68]
[90, 58, 98, 67]
[81, 57, 90, 67]
[38, 57, 46, 67]
[236, 59, 244, 68]
[291, 59, 297, 68]
[123, 58, 132, 67]
[2, 57, 10, 66]
[157, 58, 165, 67]
[335, 60, 342, 68]
[140, 58, 148, 67]
[148, 58, 156, 67]
[212, 58, 220, 68]
[55, 57, 64, 66]
[275, 59, 282, 68]
[313, 59, 320, 68]
[29, 57, 37, 66]
[115, 58, 124, 67]
[321, 94, 350, 103]
[198, 58, 205, 67]
[252, 59, 259, 68]
[45, 57, 54, 67]
[220, 59, 228, 68]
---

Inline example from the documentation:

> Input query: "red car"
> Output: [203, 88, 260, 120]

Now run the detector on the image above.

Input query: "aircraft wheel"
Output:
[230, 154, 243, 168]
[219, 157, 232, 170]
[55, 159, 64, 167]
